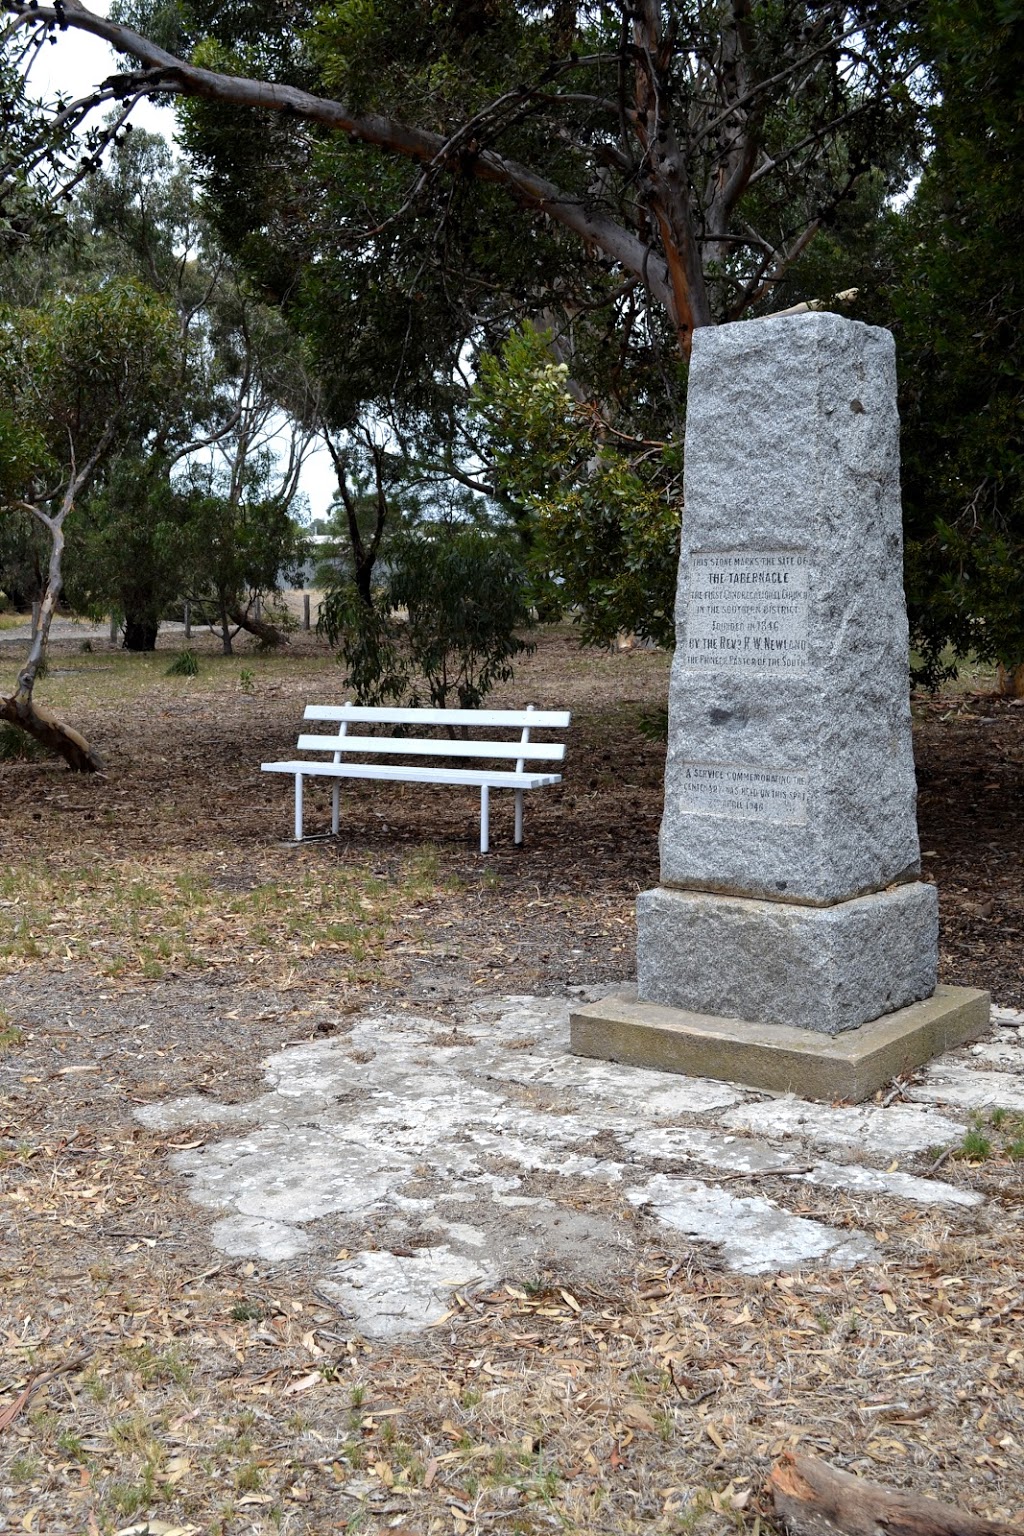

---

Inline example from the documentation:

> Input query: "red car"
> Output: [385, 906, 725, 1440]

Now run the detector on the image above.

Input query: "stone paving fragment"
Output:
[133, 991, 1015, 1337]
[624, 1125, 981, 1206]
[626, 1175, 877, 1274]
[720, 1098, 964, 1154]
[904, 1065, 1024, 1112]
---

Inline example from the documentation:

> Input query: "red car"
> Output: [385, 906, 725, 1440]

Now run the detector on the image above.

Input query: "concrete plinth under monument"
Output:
[572, 312, 993, 1102]
[569, 985, 991, 1104]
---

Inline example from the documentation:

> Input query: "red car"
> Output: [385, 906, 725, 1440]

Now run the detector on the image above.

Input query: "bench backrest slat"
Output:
[296, 733, 565, 762]
[304, 704, 570, 729]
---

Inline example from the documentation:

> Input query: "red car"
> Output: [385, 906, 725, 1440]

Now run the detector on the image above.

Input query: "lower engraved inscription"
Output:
[680, 762, 808, 825]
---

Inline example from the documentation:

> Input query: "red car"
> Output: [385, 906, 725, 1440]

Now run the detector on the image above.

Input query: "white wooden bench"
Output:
[261, 704, 571, 852]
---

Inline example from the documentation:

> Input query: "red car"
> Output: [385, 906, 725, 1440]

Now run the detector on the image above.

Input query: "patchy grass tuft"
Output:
[166, 647, 200, 677]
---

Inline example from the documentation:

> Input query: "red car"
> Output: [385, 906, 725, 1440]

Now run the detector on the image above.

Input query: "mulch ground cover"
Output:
[1, 624, 1023, 1536]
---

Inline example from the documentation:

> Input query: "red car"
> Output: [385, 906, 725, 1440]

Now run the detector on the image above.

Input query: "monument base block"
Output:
[569, 985, 991, 1104]
[637, 882, 939, 1035]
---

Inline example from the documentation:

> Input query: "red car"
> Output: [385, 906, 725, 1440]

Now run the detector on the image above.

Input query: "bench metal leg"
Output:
[294, 774, 304, 842]
[480, 785, 490, 854]
[331, 783, 340, 836]
[514, 789, 524, 846]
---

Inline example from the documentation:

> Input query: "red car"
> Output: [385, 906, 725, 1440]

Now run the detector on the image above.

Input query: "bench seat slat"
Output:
[294, 733, 565, 762]
[303, 705, 570, 729]
[262, 762, 561, 788]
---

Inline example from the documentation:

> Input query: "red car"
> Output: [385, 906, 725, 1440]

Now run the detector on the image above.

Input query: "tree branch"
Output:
[7, 1, 677, 320]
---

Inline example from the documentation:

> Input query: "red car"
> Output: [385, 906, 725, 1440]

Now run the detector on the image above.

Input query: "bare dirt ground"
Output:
[1, 623, 1023, 1536]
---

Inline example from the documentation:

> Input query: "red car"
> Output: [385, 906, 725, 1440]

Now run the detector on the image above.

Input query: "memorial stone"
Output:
[571, 313, 990, 1097]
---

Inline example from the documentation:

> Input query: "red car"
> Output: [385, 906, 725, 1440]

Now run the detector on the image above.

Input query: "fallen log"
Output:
[769, 1451, 1023, 1536]
[227, 604, 288, 649]
[0, 693, 104, 773]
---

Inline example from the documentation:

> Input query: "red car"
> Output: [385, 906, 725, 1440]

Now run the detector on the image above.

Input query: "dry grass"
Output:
[2, 624, 1024, 1535]
[3, 1131, 1024, 1536]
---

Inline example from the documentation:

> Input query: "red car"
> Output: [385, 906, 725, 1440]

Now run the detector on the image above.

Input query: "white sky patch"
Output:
[23, 0, 171, 137]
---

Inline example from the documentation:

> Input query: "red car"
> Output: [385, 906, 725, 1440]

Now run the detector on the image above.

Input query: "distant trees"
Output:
[314, 424, 407, 610]
[0, 278, 179, 767]
[62, 131, 315, 655]
[892, 0, 1024, 694]
[0, 125, 318, 767]
[2, 1, 1020, 686]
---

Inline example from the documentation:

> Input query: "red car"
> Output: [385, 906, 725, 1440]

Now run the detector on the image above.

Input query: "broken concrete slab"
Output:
[904, 1064, 1024, 1112]
[623, 1125, 981, 1207]
[628, 1174, 877, 1274]
[130, 991, 1012, 1338]
[212, 1214, 311, 1262]
[317, 1248, 490, 1334]
[719, 1096, 964, 1153]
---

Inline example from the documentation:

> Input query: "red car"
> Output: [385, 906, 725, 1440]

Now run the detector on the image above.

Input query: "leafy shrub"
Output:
[319, 582, 409, 707]
[166, 648, 200, 677]
[321, 525, 534, 709]
[389, 527, 535, 710]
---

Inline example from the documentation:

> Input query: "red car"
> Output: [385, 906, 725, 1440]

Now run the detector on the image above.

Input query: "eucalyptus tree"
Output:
[1, 0, 924, 360]
[63, 129, 316, 651]
[1, 0, 926, 647]
[0, 278, 179, 767]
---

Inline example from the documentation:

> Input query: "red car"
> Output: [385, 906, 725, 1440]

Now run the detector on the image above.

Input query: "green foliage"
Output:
[66, 457, 187, 651]
[166, 648, 200, 677]
[11, 0, 990, 666]
[890, 0, 1024, 683]
[59, 135, 314, 651]
[0, 408, 51, 503]
[475, 325, 681, 647]
[0, 278, 179, 510]
[0, 505, 48, 612]
[84, 2, 927, 651]
[175, 470, 309, 634]
[319, 582, 408, 707]
[747, 1, 1024, 687]
[321, 524, 534, 708]
[389, 526, 535, 710]
[637, 707, 670, 743]
[956, 1108, 1024, 1163]
[958, 1126, 993, 1161]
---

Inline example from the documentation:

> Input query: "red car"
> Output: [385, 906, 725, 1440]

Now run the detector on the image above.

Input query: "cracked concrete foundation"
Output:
[133, 992, 1019, 1338]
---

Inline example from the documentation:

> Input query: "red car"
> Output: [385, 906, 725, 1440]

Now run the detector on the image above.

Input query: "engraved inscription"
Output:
[680, 762, 808, 825]
[685, 550, 808, 672]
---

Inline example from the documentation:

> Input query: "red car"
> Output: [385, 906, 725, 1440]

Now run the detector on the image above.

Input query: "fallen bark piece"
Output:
[769, 1451, 1023, 1536]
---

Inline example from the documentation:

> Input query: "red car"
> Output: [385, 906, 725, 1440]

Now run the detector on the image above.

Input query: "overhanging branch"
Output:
[4, 0, 677, 318]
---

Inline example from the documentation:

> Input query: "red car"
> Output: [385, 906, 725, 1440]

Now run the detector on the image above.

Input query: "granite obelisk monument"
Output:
[572, 313, 989, 1100]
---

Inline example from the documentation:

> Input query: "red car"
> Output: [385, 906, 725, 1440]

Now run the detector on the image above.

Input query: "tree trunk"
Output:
[228, 603, 287, 648]
[769, 1452, 1023, 1536]
[122, 614, 160, 651]
[0, 692, 103, 772]
[354, 556, 374, 608]
[997, 661, 1024, 698]
[5, 485, 104, 772]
